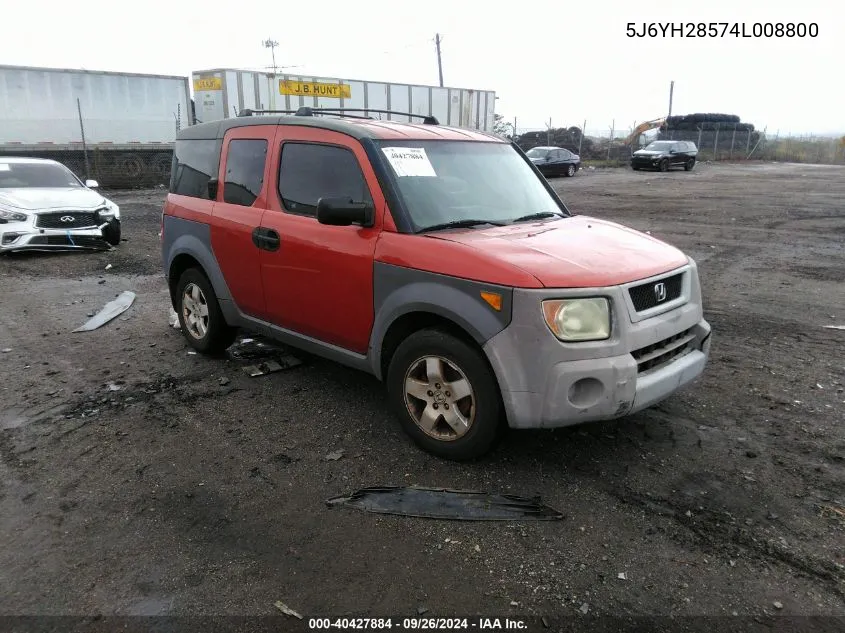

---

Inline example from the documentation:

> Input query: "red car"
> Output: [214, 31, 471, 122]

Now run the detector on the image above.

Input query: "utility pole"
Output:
[435, 33, 444, 87]
[263, 38, 279, 74]
[668, 80, 675, 118]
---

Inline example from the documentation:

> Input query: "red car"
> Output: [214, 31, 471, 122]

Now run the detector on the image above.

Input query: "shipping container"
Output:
[0, 65, 192, 187]
[192, 68, 496, 132]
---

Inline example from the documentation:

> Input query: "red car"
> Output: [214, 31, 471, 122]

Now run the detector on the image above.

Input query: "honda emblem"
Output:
[654, 282, 667, 302]
[60, 216, 75, 223]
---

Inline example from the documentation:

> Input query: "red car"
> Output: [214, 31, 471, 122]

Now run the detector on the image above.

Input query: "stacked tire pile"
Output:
[658, 113, 762, 159]
[516, 127, 595, 158]
[664, 113, 754, 132]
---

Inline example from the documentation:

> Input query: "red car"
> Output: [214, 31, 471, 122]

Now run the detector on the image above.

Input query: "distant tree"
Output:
[493, 113, 514, 139]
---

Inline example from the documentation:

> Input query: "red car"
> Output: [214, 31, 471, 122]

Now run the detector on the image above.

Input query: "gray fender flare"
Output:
[368, 280, 512, 380]
[165, 231, 232, 304]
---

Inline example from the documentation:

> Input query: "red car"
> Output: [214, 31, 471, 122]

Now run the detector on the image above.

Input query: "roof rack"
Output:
[237, 106, 439, 125]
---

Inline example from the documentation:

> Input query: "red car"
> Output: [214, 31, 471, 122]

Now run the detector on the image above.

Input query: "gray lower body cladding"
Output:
[162, 216, 710, 429]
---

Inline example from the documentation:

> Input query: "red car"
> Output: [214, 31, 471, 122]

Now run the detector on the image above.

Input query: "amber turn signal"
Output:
[480, 291, 502, 311]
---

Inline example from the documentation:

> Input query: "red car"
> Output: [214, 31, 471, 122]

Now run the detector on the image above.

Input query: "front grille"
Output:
[35, 212, 98, 229]
[632, 328, 695, 373]
[629, 273, 683, 311]
[27, 235, 109, 249]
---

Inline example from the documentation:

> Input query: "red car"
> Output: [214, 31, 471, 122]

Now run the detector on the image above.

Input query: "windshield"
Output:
[0, 162, 83, 188]
[525, 148, 550, 159]
[643, 141, 676, 151]
[376, 141, 568, 231]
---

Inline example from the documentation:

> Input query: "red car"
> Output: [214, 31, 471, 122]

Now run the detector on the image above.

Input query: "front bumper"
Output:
[631, 156, 665, 169]
[0, 219, 113, 252]
[483, 262, 711, 429]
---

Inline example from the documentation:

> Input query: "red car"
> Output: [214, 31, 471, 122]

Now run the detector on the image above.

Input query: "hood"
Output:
[428, 216, 689, 287]
[633, 150, 664, 157]
[0, 187, 106, 211]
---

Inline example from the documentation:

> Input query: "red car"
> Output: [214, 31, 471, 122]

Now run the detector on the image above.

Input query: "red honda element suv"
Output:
[162, 107, 711, 460]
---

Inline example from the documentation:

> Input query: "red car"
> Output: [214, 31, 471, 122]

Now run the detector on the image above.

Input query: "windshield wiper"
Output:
[511, 212, 564, 223]
[419, 219, 506, 233]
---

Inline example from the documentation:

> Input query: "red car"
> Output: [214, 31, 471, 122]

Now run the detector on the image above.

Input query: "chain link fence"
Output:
[0, 148, 174, 189]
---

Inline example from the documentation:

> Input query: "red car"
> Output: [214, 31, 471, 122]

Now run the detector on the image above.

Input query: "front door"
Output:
[258, 127, 385, 354]
[671, 144, 688, 166]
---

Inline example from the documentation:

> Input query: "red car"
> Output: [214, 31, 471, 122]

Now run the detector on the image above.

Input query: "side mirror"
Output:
[85, 179, 99, 188]
[316, 197, 374, 227]
[207, 178, 219, 200]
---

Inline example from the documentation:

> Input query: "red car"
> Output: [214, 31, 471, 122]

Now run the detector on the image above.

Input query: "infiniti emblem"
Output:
[654, 282, 667, 302]
[60, 216, 75, 223]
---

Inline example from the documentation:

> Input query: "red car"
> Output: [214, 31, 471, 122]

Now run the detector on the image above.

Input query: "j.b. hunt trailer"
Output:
[192, 68, 496, 131]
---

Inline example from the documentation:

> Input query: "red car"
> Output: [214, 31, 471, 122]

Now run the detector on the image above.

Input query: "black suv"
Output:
[631, 140, 698, 172]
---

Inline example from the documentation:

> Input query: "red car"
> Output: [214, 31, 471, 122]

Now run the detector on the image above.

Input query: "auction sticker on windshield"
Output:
[381, 147, 437, 177]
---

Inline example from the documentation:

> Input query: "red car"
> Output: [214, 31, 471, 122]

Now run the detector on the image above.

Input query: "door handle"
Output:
[251, 227, 281, 251]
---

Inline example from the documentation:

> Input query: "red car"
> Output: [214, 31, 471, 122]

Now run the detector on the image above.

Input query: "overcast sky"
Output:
[1, 0, 841, 135]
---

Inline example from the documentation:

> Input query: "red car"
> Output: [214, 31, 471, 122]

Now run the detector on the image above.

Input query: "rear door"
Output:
[258, 127, 385, 353]
[558, 149, 572, 174]
[671, 143, 687, 166]
[209, 126, 274, 319]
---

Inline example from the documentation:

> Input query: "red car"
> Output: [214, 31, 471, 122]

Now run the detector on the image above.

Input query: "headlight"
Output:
[542, 298, 611, 342]
[0, 208, 28, 223]
[97, 200, 120, 220]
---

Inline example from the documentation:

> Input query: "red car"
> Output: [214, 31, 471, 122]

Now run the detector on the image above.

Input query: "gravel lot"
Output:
[1, 162, 843, 623]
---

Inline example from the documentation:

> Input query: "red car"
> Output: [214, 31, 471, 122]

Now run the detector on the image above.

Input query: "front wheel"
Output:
[386, 329, 504, 460]
[102, 219, 121, 246]
[684, 158, 696, 171]
[565, 164, 576, 177]
[659, 159, 669, 172]
[174, 268, 237, 354]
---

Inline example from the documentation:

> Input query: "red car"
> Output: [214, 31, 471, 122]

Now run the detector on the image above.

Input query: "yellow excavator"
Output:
[624, 117, 666, 146]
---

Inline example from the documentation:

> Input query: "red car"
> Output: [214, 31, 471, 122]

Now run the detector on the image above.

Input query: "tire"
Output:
[659, 159, 669, 172]
[386, 329, 504, 461]
[684, 158, 696, 172]
[102, 219, 121, 246]
[174, 268, 237, 354]
[565, 164, 576, 177]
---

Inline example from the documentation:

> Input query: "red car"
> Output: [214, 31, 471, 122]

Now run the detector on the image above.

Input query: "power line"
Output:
[435, 33, 444, 87]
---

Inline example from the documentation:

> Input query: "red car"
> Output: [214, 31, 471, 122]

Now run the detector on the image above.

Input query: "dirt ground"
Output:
[1, 162, 843, 624]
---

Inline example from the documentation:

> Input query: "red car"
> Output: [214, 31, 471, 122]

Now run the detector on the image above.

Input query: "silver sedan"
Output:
[0, 157, 121, 252]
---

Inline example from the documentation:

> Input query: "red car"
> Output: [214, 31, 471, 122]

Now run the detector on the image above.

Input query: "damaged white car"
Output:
[0, 157, 121, 252]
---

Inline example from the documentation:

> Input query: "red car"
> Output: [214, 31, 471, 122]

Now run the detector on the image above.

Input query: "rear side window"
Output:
[170, 139, 218, 199]
[278, 143, 371, 216]
[223, 139, 268, 206]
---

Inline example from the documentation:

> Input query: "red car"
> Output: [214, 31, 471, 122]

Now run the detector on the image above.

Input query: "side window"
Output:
[559, 149, 571, 159]
[223, 139, 268, 206]
[170, 139, 218, 199]
[278, 143, 371, 216]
